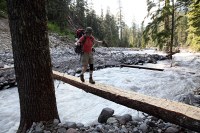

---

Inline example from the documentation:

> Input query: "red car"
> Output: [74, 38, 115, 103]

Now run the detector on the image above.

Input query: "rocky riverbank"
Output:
[0, 48, 167, 90]
[0, 34, 168, 90]
[0, 18, 168, 90]
[27, 107, 196, 133]
[1, 18, 199, 133]
[1, 39, 199, 133]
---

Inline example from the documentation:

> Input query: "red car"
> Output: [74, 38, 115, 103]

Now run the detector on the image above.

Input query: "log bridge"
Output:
[53, 71, 200, 132]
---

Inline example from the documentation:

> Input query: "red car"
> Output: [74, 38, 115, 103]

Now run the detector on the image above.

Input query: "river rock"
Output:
[106, 117, 118, 125]
[98, 107, 114, 123]
[66, 128, 79, 133]
[164, 126, 179, 133]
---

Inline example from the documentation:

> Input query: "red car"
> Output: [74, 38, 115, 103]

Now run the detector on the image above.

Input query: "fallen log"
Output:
[53, 71, 200, 132]
[120, 64, 164, 71]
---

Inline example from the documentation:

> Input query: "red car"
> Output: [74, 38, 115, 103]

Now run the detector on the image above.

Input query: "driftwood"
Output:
[53, 71, 200, 132]
[120, 64, 164, 71]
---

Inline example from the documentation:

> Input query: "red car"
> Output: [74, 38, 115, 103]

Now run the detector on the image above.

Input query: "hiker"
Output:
[75, 27, 106, 84]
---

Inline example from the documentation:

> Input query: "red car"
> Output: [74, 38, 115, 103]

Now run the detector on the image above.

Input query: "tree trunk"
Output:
[170, 0, 175, 60]
[164, 0, 170, 54]
[7, 0, 60, 132]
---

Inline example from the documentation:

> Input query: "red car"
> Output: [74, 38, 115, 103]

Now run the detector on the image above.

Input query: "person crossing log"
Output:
[53, 70, 200, 132]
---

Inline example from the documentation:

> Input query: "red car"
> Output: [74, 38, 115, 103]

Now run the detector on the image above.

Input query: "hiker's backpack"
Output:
[74, 30, 82, 54]
[74, 29, 85, 54]
[75, 29, 85, 39]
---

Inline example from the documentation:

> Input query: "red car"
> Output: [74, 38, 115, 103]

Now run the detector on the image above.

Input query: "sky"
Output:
[90, 0, 149, 27]
[1, 50, 200, 132]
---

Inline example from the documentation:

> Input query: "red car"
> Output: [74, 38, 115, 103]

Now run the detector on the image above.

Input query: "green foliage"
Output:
[96, 10, 120, 47]
[190, 36, 200, 51]
[143, 0, 172, 50]
[187, 1, 200, 35]
[47, 22, 74, 39]
[46, 0, 130, 47]
[176, 15, 188, 46]
[0, 10, 6, 18]
[76, 0, 86, 25]
[48, 22, 61, 33]
[187, 0, 200, 51]
[0, 0, 6, 11]
[143, 0, 194, 51]
[47, 0, 69, 30]
[130, 22, 144, 48]
[0, 0, 7, 18]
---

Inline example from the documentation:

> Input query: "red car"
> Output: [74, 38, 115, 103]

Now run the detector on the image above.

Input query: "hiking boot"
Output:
[80, 74, 85, 82]
[89, 77, 95, 84]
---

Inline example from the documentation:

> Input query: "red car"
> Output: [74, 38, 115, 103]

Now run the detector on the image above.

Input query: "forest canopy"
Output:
[1, 0, 199, 51]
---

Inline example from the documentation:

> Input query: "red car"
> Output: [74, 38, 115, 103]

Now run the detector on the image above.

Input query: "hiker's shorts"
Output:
[81, 52, 94, 66]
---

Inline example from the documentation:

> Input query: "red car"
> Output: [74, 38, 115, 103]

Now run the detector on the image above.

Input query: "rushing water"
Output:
[0, 52, 200, 133]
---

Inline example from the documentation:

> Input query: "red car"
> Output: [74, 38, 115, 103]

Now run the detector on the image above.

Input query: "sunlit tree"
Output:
[143, 0, 196, 57]
[187, 0, 200, 51]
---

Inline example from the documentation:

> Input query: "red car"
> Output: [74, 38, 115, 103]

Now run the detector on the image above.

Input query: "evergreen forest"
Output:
[0, 0, 200, 51]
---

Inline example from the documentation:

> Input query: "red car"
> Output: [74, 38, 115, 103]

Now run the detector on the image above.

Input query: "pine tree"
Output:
[143, 0, 193, 54]
[76, 0, 86, 27]
[143, 0, 172, 51]
[103, 9, 119, 47]
[187, 0, 200, 51]
[176, 15, 188, 47]
[47, 0, 68, 30]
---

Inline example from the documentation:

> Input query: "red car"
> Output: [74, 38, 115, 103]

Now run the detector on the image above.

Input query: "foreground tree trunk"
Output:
[7, 0, 60, 132]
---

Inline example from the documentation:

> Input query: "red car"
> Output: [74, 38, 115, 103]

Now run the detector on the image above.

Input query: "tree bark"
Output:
[164, 0, 170, 55]
[7, 0, 60, 132]
[170, 0, 175, 60]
